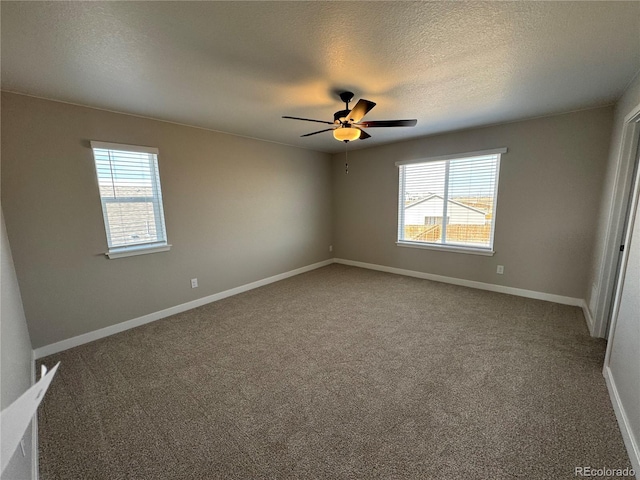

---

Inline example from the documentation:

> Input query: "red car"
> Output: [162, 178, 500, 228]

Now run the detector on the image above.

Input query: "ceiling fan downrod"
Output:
[334, 91, 354, 125]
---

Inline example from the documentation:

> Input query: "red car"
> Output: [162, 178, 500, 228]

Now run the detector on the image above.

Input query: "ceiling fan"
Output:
[283, 91, 417, 142]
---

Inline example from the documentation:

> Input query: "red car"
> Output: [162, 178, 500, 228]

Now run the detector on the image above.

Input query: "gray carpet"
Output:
[37, 264, 633, 479]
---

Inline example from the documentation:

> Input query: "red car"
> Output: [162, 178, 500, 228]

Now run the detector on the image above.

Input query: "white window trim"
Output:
[395, 147, 507, 167]
[90, 141, 159, 155]
[396, 240, 495, 256]
[106, 243, 172, 259]
[90, 141, 170, 259]
[396, 147, 506, 254]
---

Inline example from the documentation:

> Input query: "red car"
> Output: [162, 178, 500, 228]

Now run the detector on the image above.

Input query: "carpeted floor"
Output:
[37, 264, 633, 479]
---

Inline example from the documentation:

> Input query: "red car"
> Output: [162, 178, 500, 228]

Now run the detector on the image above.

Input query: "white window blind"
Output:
[397, 149, 504, 254]
[90, 141, 169, 257]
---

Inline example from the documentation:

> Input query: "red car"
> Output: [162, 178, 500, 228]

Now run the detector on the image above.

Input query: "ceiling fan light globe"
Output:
[333, 127, 361, 142]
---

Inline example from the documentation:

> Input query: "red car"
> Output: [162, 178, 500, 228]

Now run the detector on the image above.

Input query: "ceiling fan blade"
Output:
[357, 128, 371, 140]
[283, 116, 334, 125]
[347, 99, 376, 123]
[300, 128, 335, 137]
[358, 119, 417, 128]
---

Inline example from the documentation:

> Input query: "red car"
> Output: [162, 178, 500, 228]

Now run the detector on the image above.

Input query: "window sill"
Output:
[106, 243, 172, 259]
[396, 241, 494, 256]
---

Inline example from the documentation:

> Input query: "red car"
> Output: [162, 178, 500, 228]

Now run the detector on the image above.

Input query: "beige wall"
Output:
[0, 92, 619, 350]
[1, 211, 34, 480]
[332, 107, 614, 299]
[1, 92, 332, 348]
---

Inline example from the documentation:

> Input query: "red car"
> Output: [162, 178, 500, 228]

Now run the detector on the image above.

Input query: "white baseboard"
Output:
[334, 258, 584, 307]
[33, 259, 333, 359]
[29, 256, 632, 479]
[31, 351, 38, 480]
[581, 300, 596, 336]
[33, 257, 588, 359]
[603, 366, 640, 478]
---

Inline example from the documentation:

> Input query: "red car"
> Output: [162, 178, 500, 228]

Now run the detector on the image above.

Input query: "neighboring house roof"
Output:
[406, 194, 487, 215]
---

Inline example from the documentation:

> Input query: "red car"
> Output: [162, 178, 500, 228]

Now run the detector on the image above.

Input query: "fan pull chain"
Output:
[345, 141, 349, 174]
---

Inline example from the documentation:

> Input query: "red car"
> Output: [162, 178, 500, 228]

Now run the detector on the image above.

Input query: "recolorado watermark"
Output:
[574, 466, 635, 477]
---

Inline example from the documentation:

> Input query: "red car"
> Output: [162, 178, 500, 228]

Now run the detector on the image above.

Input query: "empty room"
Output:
[1, 2, 640, 479]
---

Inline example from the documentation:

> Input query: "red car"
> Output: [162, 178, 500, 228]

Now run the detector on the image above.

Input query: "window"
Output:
[90, 141, 170, 259]
[396, 148, 505, 255]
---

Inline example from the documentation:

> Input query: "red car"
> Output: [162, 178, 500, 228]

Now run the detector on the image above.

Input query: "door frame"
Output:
[604, 135, 640, 366]
[601, 125, 640, 477]
[592, 103, 640, 338]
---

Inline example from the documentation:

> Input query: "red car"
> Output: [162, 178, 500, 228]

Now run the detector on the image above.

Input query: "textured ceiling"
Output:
[2, 1, 639, 153]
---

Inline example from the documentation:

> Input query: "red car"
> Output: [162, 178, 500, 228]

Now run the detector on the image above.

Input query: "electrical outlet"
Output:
[329, 245, 333, 252]
[496, 265, 504, 274]
[190, 278, 198, 288]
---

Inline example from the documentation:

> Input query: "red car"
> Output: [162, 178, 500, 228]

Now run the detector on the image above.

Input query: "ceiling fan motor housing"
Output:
[334, 109, 350, 124]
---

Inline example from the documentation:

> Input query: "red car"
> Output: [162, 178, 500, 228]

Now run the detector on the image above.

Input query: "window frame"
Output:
[395, 148, 506, 256]
[90, 141, 171, 259]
